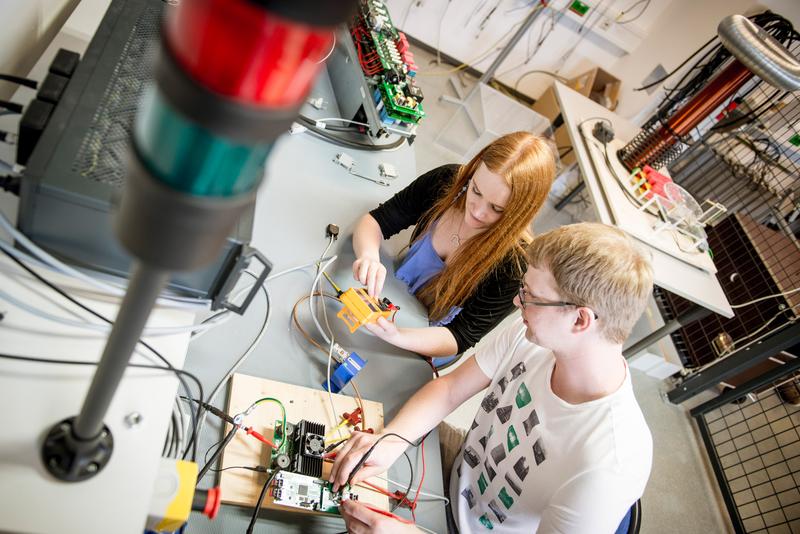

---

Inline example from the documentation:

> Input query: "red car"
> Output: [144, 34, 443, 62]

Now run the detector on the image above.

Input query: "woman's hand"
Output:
[363, 317, 400, 343]
[339, 499, 420, 534]
[352, 256, 387, 297]
[329, 431, 407, 491]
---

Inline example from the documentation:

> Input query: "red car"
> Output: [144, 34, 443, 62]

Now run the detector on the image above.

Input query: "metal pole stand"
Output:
[41, 264, 168, 481]
[437, 6, 546, 132]
[622, 304, 711, 359]
[38, 0, 354, 483]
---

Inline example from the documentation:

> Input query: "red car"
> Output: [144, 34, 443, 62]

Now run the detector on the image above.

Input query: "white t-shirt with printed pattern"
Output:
[449, 318, 652, 533]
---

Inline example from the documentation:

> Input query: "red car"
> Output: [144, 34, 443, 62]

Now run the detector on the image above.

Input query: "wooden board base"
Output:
[218, 373, 389, 515]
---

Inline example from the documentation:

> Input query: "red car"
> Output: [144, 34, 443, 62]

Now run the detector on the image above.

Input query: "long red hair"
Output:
[415, 132, 555, 321]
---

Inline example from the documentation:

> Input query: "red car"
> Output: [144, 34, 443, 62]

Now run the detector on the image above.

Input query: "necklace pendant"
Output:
[450, 233, 461, 247]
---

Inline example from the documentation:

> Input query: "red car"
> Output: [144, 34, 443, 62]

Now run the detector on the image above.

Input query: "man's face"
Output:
[513, 265, 573, 349]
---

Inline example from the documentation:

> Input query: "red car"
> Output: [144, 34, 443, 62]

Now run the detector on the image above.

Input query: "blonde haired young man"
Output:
[331, 222, 655, 534]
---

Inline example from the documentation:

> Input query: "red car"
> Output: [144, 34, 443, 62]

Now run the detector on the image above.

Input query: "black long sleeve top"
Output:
[369, 164, 523, 354]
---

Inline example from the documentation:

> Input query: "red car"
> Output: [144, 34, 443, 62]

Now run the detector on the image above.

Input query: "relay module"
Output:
[349, 0, 425, 127]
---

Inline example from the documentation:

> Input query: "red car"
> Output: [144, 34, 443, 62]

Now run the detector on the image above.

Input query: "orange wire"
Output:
[357, 480, 396, 499]
[360, 503, 414, 525]
[291, 292, 339, 352]
[291, 293, 368, 432]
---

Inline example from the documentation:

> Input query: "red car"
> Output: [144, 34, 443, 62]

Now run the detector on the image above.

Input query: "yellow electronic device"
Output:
[336, 287, 398, 333]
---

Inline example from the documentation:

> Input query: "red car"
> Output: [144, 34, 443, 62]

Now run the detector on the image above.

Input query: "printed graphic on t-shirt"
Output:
[459, 358, 547, 530]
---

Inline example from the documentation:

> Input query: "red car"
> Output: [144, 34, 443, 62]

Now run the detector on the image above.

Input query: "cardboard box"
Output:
[554, 124, 575, 166]
[569, 67, 621, 111]
[531, 84, 560, 123]
[531, 67, 621, 167]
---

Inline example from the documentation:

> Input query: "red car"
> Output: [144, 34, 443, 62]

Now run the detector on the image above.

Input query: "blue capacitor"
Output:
[322, 351, 367, 394]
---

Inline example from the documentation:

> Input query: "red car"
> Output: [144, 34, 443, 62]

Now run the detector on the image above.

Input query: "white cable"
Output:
[731, 287, 800, 309]
[0, 286, 231, 336]
[375, 474, 450, 504]
[189, 257, 334, 340]
[269, 257, 336, 283]
[318, 258, 344, 440]
[1, 242, 335, 336]
[307, 251, 341, 438]
[326, 329, 342, 440]
[317, 33, 336, 64]
[729, 305, 798, 349]
[320, 236, 335, 265]
[314, 117, 371, 128]
[310, 256, 338, 345]
[0, 213, 205, 309]
[418, 525, 438, 534]
[195, 275, 272, 444]
[685, 304, 799, 375]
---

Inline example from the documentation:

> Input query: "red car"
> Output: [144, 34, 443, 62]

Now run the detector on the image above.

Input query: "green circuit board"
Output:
[271, 471, 358, 514]
[351, 0, 425, 126]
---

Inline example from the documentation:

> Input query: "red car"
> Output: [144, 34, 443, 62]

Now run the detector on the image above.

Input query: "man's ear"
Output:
[573, 307, 594, 333]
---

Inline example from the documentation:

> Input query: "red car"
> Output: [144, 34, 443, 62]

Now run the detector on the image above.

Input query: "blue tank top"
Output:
[395, 229, 463, 326]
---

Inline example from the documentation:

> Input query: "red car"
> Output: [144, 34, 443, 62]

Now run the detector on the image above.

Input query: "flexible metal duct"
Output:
[718, 14, 800, 91]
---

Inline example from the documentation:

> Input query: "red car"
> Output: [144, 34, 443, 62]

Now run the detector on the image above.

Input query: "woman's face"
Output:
[463, 162, 511, 230]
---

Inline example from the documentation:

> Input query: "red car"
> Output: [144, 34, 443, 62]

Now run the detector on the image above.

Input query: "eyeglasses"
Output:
[517, 283, 576, 308]
[518, 283, 599, 318]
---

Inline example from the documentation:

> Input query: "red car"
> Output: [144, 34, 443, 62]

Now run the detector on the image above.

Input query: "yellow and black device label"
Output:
[336, 288, 395, 333]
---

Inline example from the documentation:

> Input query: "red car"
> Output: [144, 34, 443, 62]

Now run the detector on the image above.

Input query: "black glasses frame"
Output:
[517, 283, 599, 318]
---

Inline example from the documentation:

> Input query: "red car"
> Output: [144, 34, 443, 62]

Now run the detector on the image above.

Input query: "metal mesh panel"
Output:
[71, 5, 162, 187]
[656, 39, 800, 369]
[699, 377, 800, 532]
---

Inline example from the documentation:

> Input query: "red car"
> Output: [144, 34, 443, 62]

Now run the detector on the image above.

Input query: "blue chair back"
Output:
[614, 499, 641, 534]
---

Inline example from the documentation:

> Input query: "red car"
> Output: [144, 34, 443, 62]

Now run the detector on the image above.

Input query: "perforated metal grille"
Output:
[700, 381, 800, 532]
[71, 5, 162, 187]
[659, 215, 799, 368]
[655, 39, 800, 369]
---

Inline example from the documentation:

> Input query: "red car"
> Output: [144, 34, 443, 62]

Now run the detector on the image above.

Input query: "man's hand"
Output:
[352, 256, 387, 297]
[329, 431, 407, 491]
[339, 499, 419, 534]
[363, 317, 400, 342]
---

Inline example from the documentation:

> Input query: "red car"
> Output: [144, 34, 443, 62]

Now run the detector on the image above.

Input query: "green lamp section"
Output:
[134, 87, 272, 197]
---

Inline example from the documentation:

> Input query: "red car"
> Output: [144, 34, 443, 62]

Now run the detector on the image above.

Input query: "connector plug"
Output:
[378, 162, 398, 179]
[289, 122, 307, 135]
[307, 97, 325, 110]
[326, 223, 340, 241]
[334, 152, 355, 171]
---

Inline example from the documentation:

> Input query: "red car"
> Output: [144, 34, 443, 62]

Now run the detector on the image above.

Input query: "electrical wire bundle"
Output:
[290, 239, 370, 438]
[0, 245, 206, 461]
[196, 396, 287, 481]
[343, 431, 431, 524]
[0, 216, 351, 467]
[638, 11, 800, 134]
[351, 20, 383, 76]
[295, 113, 406, 151]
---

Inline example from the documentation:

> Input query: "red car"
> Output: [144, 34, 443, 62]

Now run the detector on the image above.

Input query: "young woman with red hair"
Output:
[351, 131, 556, 367]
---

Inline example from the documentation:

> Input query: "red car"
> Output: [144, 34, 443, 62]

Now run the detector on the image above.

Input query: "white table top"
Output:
[554, 82, 734, 318]
[0, 256, 196, 534]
